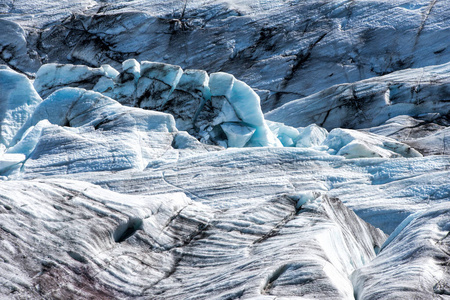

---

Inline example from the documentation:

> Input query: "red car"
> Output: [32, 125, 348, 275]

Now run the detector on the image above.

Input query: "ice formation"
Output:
[0, 0, 449, 299]
[32, 61, 281, 148]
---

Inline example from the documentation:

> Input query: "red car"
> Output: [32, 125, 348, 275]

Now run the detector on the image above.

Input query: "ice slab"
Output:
[34, 63, 110, 99]
[0, 68, 42, 147]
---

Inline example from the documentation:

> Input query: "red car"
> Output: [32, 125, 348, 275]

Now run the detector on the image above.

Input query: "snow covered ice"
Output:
[0, 0, 450, 299]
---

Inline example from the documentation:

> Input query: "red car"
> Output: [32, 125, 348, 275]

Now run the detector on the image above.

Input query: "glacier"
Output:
[1, 0, 450, 299]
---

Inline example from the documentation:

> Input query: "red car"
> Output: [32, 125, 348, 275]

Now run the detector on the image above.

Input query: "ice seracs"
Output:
[7, 87, 184, 175]
[31, 60, 281, 148]
[34, 63, 114, 99]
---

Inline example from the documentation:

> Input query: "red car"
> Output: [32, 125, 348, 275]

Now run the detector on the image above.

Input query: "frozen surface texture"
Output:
[0, 179, 386, 299]
[1, 0, 450, 299]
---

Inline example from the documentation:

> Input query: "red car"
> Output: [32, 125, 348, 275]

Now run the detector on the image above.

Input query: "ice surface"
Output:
[366, 115, 450, 156]
[266, 62, 450, 131]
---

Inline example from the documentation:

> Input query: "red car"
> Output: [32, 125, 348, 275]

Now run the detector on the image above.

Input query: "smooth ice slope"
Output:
[266, 62, 450, 130]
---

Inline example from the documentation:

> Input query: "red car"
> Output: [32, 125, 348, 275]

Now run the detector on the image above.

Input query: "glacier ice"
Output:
[296, 124, 329, 148]
[220, 122, 256, 148]
[34, 63, 111, 99]
[1, 1, 450, 298]
[266, 62, 450, 135]
[136, 61, 183, 109]
[365, 115, 450, 156]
